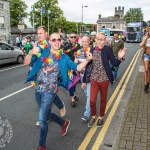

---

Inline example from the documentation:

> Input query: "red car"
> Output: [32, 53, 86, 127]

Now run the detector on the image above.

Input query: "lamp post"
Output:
[76, 24, 78, 35]
[82, 4, 88, 23]
[31, 5, 35, 31]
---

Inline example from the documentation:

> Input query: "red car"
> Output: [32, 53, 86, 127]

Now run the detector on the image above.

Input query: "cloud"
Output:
[24, 0, 150, 27]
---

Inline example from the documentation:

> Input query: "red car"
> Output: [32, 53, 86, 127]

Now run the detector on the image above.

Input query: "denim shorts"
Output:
[144, 54, 150, 61]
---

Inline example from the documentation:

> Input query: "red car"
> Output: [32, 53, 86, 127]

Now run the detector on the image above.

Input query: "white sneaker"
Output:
[113, 78, 116, 82]
[36, 121, 40, 126]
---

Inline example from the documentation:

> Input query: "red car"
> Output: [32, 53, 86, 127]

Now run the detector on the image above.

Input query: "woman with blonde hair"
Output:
[140, 27, 150, 93]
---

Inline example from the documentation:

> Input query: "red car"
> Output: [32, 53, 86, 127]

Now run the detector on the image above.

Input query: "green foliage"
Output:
[124, 8, 144, 23]
[28, 0, 95, 34]
[10, 0, 28, 27]
[29, 0, 66, 34]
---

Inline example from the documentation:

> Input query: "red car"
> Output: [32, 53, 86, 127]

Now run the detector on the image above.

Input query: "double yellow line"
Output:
[78, 48, 142, 150]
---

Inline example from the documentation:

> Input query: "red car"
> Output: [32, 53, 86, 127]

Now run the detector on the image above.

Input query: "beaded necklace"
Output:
[62, 44, 78, 54]
[74, 47, 90, 56]
[36, 36, 50, 57]
[35, 36, 63, 63]
[40, 49, 63, 63]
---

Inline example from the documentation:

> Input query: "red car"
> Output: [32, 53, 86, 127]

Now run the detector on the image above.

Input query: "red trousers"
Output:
[90, 80, 109, 117]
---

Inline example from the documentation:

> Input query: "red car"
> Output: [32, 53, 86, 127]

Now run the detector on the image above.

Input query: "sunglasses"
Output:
[70, 36, 76, 39]
[51, 38, 61, 42]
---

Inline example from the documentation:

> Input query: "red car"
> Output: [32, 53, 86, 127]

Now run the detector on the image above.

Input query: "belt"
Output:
[145, 54, 150, 55]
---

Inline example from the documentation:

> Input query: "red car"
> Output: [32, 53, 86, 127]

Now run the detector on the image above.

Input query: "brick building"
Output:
[97, 6, 126, 32]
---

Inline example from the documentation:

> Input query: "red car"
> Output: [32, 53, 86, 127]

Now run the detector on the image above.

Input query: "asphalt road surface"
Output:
[0, 43, 141, 150]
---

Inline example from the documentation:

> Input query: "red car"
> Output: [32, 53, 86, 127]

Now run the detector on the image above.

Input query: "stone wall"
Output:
[0, 0, 11, 42]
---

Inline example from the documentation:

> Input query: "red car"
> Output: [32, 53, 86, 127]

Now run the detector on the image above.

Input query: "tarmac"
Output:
[113, 51, 150, 150]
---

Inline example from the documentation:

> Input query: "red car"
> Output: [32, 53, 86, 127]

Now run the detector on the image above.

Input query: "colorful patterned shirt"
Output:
[90, 49, 109, 82]
[35, 52, 59, 93]
[75, 52, 86, 81]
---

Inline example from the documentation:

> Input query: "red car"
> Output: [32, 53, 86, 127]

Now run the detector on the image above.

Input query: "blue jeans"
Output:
[69, 85, 76, 97]
[83, 82, 91, 117]
[110, 56, 119, 79]
[35, 91, 65, 146]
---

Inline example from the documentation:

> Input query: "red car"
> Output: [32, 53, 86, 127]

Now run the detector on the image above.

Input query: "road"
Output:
[0, 43, 141, 150]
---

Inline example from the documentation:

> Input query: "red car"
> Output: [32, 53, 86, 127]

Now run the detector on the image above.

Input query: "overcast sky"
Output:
[24, 0, 150, 27]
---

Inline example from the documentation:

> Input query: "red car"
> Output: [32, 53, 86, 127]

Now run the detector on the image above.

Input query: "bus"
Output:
[98, 28, 126, 42]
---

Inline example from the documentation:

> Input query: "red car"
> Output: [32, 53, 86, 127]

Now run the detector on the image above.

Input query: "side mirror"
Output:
[11, 47, 14, 50]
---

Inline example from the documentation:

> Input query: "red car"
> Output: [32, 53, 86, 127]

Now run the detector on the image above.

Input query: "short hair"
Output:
[69, 32, 76, 36]
[37, 26, 48, 32]
[96, 32, 106, 38]
[50, 32, 60, 38]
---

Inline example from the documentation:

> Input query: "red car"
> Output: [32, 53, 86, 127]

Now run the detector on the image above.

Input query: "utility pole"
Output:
[31, 5, 35, 31]
[76, 24, 78, 35]
[48, 10, 51, 36]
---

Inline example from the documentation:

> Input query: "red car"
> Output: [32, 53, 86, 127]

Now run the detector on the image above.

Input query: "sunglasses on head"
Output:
[70, 36, 76, 39]
[51, 38, 61, 42]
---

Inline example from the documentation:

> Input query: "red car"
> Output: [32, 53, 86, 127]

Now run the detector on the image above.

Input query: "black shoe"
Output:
[147, 83, 149, 89]
[71, 101, 76, 107]
[97, 119, 103, 127]
[144, 84, 148, 93]
[88, 117, 96, 127]
[74, 96, 79, 101]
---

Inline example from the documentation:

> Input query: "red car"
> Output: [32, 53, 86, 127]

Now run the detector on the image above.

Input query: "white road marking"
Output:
[0, 65, 24, 72]
[0, 85, 32, 102]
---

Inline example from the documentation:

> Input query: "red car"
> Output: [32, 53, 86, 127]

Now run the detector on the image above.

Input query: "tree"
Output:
[10, 0, 28, 27]
[124, 8, 144, 23]
[29, 0, 66, 34]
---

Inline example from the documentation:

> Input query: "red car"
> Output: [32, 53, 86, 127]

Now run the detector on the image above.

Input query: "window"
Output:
[0, 17, 4, 28]
[0, 3, 3, 9]
[102, 24, 106, 28]
[112, 23, 116, 28]
[0, 43, 12, 50]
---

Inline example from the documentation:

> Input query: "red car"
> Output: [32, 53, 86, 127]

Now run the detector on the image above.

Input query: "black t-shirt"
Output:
[63, 42, 80, 61]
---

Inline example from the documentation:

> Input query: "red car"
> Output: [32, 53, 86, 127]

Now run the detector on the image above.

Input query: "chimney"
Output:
[98, 14, 101, 19]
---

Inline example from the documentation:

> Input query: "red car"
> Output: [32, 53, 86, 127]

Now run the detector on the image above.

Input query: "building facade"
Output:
[97, 6, 126, 32]
[0, 0, 11, 42]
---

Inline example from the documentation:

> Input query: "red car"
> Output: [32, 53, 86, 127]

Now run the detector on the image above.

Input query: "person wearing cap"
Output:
[140, 26, 150, 93]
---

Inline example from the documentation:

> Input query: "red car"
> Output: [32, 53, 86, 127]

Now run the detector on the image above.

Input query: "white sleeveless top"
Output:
[146, 37, 150, 47]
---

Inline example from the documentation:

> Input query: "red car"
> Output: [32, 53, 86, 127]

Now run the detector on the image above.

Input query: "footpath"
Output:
[113, 52, 150, 150]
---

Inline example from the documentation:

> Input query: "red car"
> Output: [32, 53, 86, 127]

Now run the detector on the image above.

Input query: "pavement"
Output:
[113, 51, 150, 150]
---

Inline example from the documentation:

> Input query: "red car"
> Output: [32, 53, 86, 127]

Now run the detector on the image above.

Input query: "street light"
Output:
[82, 4, 88, 23]
[31, 5, 35, 31]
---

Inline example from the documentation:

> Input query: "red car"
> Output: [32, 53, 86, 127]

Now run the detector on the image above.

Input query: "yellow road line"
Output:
[92, 49, 142, 149]
[78, 48, 142, 150]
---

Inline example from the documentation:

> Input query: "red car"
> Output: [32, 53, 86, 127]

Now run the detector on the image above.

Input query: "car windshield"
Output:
[127, 27, 140, 32]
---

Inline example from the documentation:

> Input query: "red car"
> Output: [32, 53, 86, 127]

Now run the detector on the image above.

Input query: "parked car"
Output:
[0, 42, 24, 65]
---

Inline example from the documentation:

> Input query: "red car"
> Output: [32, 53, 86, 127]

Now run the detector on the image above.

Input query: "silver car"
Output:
[0, 42, 24, 65]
